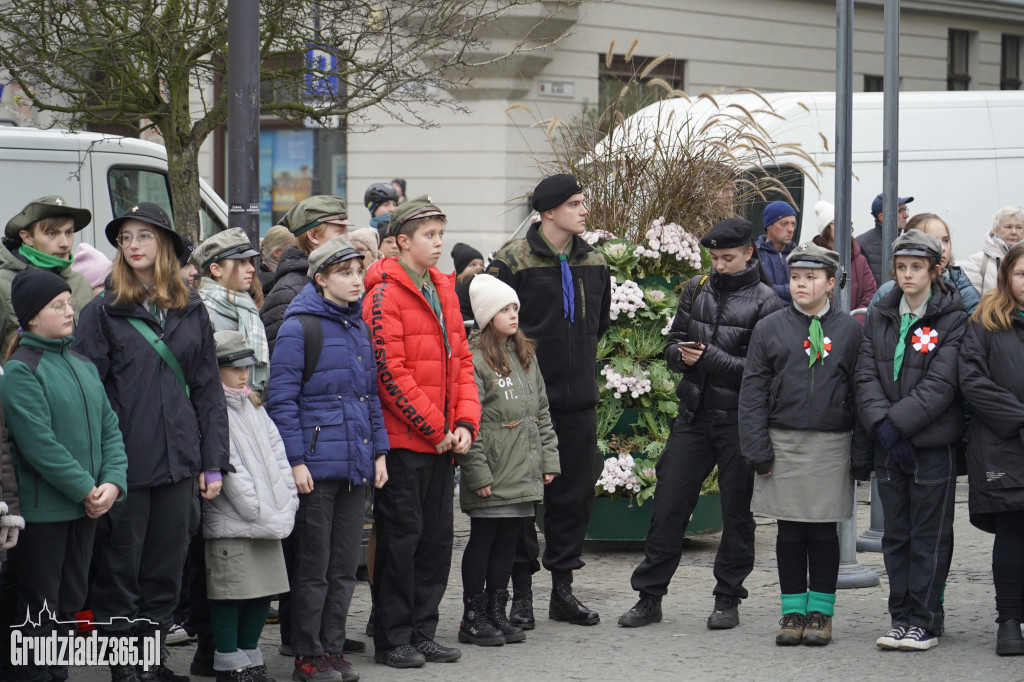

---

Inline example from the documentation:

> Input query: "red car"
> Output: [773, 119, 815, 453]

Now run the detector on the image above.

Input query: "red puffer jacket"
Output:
[363, 257, 480, 453]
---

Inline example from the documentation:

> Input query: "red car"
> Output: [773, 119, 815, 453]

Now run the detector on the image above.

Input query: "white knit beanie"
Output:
[815, 200, 835, 236]
[469, 274, 519, 329]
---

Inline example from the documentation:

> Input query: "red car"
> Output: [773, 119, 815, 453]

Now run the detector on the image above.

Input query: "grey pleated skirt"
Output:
[206, 537, 289, 600]
[750, 428, 854, 523]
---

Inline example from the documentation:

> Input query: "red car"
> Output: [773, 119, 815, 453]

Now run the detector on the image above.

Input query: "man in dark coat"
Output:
[856, 192, 914, 288]
[618, 218, 781, 631]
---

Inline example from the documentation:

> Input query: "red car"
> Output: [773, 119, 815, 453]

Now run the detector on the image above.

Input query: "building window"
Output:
[1003, 35, 1022, 90]
[948, 29, 971, 91]
[864, 75, 884, 92]
[598, 54, 685, 123]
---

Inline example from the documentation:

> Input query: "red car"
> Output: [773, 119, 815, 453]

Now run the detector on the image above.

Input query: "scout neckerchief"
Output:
[893, 292, 930, 381]
[399, 259, 449, 353]
[795, 299, 831, 367]
[539, 229, 575, 322]
[19, 243, 72, 270]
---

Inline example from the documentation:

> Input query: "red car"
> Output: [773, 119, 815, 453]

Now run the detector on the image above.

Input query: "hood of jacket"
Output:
[283, 280, 364, 325]
[983, 231, 1012, 259]
[271, 246, 310, 285]
[710, 258, 765, 293]
[755, 234, 796, 257]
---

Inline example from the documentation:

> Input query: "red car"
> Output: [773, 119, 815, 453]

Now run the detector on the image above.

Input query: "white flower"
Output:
[609, 278, 646, 321]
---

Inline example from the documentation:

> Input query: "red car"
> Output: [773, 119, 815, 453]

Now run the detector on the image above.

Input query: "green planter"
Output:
[610, 408, 640, 437]
[536, 493, 723, 542]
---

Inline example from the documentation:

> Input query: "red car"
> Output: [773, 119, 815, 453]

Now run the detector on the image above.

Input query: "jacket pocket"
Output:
[979, 437, 1024, 490]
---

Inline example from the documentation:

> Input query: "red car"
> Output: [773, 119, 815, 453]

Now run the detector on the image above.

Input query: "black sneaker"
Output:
[412, 640, 461, 663]
[897, 626, 939, 651]
[341, 638, 366, 654]
[706, 594, 740, 629]
[138, 664, 189, 682]
[997, 619, 1024, 656]
[618, 594, 662, 628]
[373, 645, 425, 669]
[876, 623, 909, 649]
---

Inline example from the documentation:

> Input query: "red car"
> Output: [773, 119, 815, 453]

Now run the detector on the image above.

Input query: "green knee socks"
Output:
[780, 593, 807, 616]
[807, 590, 836, 617]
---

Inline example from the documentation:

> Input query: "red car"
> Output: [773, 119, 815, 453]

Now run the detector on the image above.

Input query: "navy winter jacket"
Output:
[267, 283, 389, 485]
[755, 235, 796, 305]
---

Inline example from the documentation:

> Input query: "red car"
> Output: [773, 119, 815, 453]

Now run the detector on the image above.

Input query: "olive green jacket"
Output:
[0, 245, 93, 359]
[456, 341, 560, 512]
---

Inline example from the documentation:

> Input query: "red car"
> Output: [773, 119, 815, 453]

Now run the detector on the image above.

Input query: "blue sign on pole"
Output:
[305, 48, 339, 98]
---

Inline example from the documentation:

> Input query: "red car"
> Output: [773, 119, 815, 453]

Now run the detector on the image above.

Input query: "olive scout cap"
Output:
[700, 217, 753, 249]
[6, 195, 92, 240]
[214, 330, 257, 367]
[307, 235, 363, 279]
[531, 174, 584, 213]
[892, 229, 942, 262]
[104, 202, 184, 257]
[284, 196, 355, 237]
[190, 227, 259, 273]
[787, 241, 840, 271]
[386, 195, 446, 239]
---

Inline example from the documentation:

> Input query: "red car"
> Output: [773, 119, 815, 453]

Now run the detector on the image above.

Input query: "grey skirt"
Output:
[751, 428, 854, 523]
[206, 537, 289, 600]
[467, 501, 535, 519]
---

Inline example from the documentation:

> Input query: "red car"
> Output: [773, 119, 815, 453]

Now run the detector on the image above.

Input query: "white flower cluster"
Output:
[601, 364, 652, 399]
[635, 217, 703, 270]
[581, 229, 615, 245]
[609, 278, 646, 320]
[597, 452, 641, 495]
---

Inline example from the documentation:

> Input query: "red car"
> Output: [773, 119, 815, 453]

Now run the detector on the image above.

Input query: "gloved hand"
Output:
[1019, 429, 1024, 448]
[0, 525, 19, 551]
[889, 439, 917, 464]
[851, 467, 873, 482]
[875, 418, 901, 451]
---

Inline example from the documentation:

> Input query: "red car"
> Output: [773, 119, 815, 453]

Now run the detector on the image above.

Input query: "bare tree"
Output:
[0, 0, 581, 240]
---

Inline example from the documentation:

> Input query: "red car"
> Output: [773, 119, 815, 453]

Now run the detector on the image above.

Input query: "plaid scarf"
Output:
[199, 279, 269, 394]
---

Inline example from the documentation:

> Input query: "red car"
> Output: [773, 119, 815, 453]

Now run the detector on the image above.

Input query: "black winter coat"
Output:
[260, 245, 309, 354]
[855, 281, 966, 449]
[855, 223, 885, 288]
[958, 317, 1024, 532]
[488, 225, 611, 410]
[666, 261, 781, 424]
[739, 305, 872, 472]
[72, 288, 230, 490]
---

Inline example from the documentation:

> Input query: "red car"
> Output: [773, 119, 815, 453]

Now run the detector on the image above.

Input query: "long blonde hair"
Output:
[110, 230, 191, 309]
[973, 242, 1024, 332]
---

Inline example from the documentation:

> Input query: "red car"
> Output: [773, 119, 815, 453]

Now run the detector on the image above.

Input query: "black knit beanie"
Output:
[451, 242, 484, 275]
[11, 269, 71, 329]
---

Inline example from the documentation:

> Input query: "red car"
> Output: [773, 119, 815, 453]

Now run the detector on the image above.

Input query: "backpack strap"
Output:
[298, 314, 323, 387]
[124, 317, 190, 398]
[690, 274, 709, 307]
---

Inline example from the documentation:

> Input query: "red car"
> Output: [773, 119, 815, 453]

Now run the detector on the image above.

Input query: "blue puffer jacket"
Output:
[755, 235, 796, 305]
[267, 283, 389, 485]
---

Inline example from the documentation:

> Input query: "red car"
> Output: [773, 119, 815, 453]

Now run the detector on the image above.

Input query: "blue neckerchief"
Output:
[559, 253, 575, 322]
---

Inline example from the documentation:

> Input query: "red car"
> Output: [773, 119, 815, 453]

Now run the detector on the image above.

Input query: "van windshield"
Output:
[739, 164, 805, 242]
[108, 167, 226, 239]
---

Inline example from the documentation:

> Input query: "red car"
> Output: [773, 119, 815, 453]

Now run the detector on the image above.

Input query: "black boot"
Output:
[487, 590, 526, 643]
[617, 593, 662, 628]
[110, 664, 141, 682]
[997, 619, 1024, 656]
[457, 593, 505, 646]
[191, 633, 216, 676]
[549, 572, 600, 625]
[509, 565, 535, 630]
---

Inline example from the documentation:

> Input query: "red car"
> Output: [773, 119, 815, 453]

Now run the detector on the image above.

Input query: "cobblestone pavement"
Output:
[70, 483, 1024, 681]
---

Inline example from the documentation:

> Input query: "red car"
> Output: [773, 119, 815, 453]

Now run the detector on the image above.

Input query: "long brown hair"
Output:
[475, 323, 536, 376]
[206, 258, 264, 308]
[973, 242, 1024, 331]
[110, 229, 191, 309]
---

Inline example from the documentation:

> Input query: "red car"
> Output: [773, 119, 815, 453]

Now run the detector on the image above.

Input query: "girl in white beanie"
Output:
[455, 274, 560, 647]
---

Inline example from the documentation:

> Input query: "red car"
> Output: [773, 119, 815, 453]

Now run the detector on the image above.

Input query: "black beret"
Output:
[700, 218, 754, 249]
[531, 174, 584, 213]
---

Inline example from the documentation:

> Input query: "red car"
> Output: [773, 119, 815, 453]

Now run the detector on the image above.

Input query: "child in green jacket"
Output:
[456, 274, 560, 647]
[0, 269, 127, 682]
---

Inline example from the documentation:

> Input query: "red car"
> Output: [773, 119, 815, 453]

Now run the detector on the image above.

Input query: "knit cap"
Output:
[470, 274, 519, 329]
[451, 242, 484, 275]
[348, 228, 381, 260]
[815, 201, 835, 236]
[10, 269, 71, 329]
[763, 201, 796, 228]
[71, 243, 113, 289]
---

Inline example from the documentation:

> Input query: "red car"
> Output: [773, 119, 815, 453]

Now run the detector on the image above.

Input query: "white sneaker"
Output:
[165, 624, 195, 646]
[876, 623, 908, 649]
[897, 626, 939, 650]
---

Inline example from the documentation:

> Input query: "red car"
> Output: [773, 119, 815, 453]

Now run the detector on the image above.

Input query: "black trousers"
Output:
[993, 510, 1024, 622]
[776, 520, 840, 595]
[514, 407, 602, 575]
[11, 516, 97, 682]
[630, 417, 755, 599]
[876, 444, 956, 633]
[90, 479, 199, 637]
[461, 517, 522, 595]
[371, 449, 454, 650]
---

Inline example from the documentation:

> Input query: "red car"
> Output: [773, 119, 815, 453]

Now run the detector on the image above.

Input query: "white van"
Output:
[0, 127, 227, 253]
[624, 91, 1024, 254]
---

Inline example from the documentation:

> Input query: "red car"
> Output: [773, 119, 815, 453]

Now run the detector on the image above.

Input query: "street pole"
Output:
[227, 0, 261, 250]
[857, 476, 885, 552]
[835, 0, 879, 589]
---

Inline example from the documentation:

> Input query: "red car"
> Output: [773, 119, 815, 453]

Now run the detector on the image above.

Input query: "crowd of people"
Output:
[0, 176, 1022, 682]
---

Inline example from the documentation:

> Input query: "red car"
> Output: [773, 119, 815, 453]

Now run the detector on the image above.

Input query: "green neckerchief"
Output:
[398, 258, 449, 352]
[793, 299, 830, 366]
[19, 243, 72, 270]
[893, 293, 930, 382]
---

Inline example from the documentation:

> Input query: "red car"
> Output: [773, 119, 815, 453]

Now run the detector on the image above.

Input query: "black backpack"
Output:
[296, 314, 373, 386]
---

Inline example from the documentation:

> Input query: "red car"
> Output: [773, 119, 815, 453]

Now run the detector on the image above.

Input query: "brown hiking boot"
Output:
[802, 611, 832, 646]
[775, 612, 805, 646]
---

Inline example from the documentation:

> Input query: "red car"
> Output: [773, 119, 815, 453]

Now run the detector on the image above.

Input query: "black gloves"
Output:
[889, 439, 917, 464]
[875, 418, 901, 451]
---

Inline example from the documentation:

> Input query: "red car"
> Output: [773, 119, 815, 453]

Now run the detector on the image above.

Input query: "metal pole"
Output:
[857, 475, 885, 552]
[881, 0, 900, 261]
[835, 0, 879, 589]
[228, 0, 261, 250]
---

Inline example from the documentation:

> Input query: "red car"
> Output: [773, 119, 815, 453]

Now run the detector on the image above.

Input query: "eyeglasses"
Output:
[48, 298, 79, 314]
[116, 232, 156, 247]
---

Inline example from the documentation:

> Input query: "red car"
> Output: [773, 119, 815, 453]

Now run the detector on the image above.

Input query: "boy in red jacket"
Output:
[362, 195, 481, 669]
